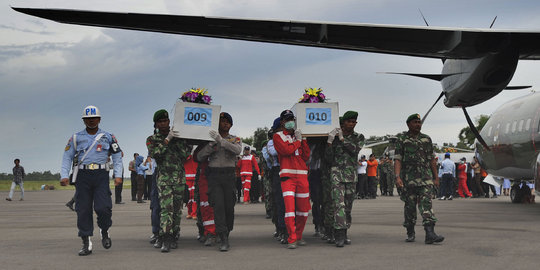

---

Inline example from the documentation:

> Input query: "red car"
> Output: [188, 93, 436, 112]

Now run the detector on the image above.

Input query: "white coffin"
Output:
[291, 102, 340, 137]
[172, 102, 221, 141]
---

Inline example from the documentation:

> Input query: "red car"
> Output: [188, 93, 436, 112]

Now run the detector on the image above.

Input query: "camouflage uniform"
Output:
[146, 133, 191, 237]
[394, 131, 437, 227]
[382, 160, 395, 195]
[325, 132, 364, 230]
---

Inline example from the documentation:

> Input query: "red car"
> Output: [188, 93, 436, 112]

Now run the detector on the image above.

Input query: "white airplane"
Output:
[12, 7, 540, 149]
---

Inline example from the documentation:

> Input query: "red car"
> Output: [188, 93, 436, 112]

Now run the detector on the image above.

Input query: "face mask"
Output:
[284, 121, 295, 130]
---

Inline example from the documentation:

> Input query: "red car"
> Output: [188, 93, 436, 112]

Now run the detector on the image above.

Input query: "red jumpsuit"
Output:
[236, 154, 260, 203]
[273, 130, 311, 244]
[457, 163, 472, 198]
[198, 162, 216, 236]
[184, 155, 198, 219]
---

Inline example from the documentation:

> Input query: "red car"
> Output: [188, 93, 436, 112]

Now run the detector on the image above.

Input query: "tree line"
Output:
[0, 171, 60, 181]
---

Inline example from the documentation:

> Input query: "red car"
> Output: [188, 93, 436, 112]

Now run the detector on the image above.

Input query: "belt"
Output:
[79, 164, 106, 170]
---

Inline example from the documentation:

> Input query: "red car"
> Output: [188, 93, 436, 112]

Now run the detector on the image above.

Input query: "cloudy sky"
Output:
[2, 0, 540, 174]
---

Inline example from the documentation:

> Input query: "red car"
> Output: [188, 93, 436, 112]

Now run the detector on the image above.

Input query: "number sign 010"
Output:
[305, 108, 331, 125]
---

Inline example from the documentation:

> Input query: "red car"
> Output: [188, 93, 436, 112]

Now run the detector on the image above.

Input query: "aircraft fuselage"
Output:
[476, 92, 540, 190]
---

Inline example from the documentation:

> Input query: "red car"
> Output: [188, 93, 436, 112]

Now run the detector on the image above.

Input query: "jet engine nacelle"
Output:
[441, 47, 519, 108]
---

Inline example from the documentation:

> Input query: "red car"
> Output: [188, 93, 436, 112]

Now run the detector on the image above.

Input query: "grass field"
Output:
[0, 179, 133, 191]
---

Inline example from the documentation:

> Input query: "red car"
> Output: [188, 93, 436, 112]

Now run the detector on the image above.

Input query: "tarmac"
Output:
[1, 190, 539, 270]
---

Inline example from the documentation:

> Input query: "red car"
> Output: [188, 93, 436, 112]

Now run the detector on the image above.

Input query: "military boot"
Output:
[204, 234, 216, 246]
[78, 236, 92, 256]
[153, 235, 163, 248]
[405, 226, 415, 242]
[326, 229, 335, 244]
[219, 232, 229, 252]
[149, 233, 159, 244]
[344, 229, 351, 245]
[161, 234, 171, 253]
[335, 229, 345, 247]
[424, 224, 444, 244]
[65, 198, 75, 211]
[100, 229, 112, 249]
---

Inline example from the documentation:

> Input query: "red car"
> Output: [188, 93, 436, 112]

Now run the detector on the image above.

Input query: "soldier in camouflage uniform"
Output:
[382, 156, 395, 196]
[394, 113, 444, 245]
[146, 109, 191, 252]
[325, 111, 364, 247]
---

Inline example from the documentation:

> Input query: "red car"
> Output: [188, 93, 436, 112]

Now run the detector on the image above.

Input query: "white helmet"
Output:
[82, 105, 101, 118]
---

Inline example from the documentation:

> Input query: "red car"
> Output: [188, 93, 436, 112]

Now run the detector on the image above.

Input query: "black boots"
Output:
[78, 236, 92, 256]
[100, 229, 112, 249]
[405, 226, 415, 242]
[335, 229, 346, 247]
[219, 232, 229, 252]
[204, 234, 216, 246]
[65, 198, 75, 211]
[161, 234, 171, 253]
[149, 233, 158, 244]
[424, 224, 444, 244]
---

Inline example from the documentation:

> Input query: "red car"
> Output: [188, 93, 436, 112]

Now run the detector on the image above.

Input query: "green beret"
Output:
[342, 111, 358, 121]
[153, 109, 169, 122]
[406, 113, 421, 123]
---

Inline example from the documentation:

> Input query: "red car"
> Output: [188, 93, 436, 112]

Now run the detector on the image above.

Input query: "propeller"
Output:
[422, 92, 445, 123]
[462, 107, 491, 151]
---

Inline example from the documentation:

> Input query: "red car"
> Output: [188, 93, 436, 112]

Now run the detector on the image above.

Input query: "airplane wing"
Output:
[12, 7, 540, 60]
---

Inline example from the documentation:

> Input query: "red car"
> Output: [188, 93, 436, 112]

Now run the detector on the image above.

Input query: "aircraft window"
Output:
[526, 118, 531, 131]
[488, 126, 492, 137]
[505, 123, 510, 134]
[518, 119, 524, 132]
[511, 121, 517, 133]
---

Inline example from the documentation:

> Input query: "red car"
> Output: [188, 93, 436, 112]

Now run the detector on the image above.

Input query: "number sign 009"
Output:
[184, 107, 212, 127]
[305, 108, 331, 125]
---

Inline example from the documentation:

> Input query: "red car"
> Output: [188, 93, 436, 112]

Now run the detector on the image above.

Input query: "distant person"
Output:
[143, 156, 156, 200]
[135, 155, 147, 203]
[394, 113, 444, 245]
[502, 178, 511, 196]
[60, 105, 123, 256]
[366, 154, 379, 199]
[113, 153, 125, 204]
[438, 153, 455, 200]
[471, 157, 484, 198]
[129, 153, 139, 201]
[457, 157, 472, 198]
[6, 158, 25, 201]
[236, 146, 261, 204]
[356, 155, 368, 199]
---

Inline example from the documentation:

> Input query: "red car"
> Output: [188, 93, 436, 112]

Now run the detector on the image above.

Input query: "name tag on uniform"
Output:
[305, 108, 331, 125]
[184, 107, 212, 127]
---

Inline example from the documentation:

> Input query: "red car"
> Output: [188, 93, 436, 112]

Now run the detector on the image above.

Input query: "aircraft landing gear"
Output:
[510, 182, 532, 203]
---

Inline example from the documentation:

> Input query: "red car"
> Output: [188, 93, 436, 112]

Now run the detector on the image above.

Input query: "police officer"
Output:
[394, 113, 444, 244]
[61, 105, 123, 256]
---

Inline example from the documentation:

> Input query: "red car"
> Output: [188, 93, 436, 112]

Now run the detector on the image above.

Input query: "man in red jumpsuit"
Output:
[184, 155, 198, 220]
[273, 109, 311, 249]
[457, 157, 472, 198]
[237, 146, 261, 204]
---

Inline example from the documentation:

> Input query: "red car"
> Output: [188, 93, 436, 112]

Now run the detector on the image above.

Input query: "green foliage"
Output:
[0, 171, 61, 181]
[458, 114, 490, 148]
[253, 127, 270, 151]
[242, 137, 254, 146]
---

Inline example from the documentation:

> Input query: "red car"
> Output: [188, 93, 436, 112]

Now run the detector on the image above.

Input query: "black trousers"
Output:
[144, 173, 153, 200]
[114, 180, 123, 203]
[75, 169, 112, 237]
[367, 176, 378, 198]
[440, 174, 454, 197]
[271, 166, 286, 230]
[130, 171, 137, 200]
[308, 169, 323, 229]
[357, 173, 367, 197]
[207, 167, 236, 234]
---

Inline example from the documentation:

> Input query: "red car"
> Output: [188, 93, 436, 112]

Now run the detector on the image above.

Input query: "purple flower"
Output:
[319, 93, 325, 100]
[202, 95, 212, 104]
[310, 96, 319, 103]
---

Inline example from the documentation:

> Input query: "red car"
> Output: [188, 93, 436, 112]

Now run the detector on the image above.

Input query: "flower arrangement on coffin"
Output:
[180, 88, 212, 104]
[298, 87, 326, 103]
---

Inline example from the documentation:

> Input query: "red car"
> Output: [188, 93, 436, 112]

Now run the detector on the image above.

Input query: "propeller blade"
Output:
[504, 85, 532, 90]
[418, 9, 429, 26]
[462, 107, 491, 151]
[490, 16, 498, 28]
[421, 92, 445, 123]
[379, 72, 462, 81]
